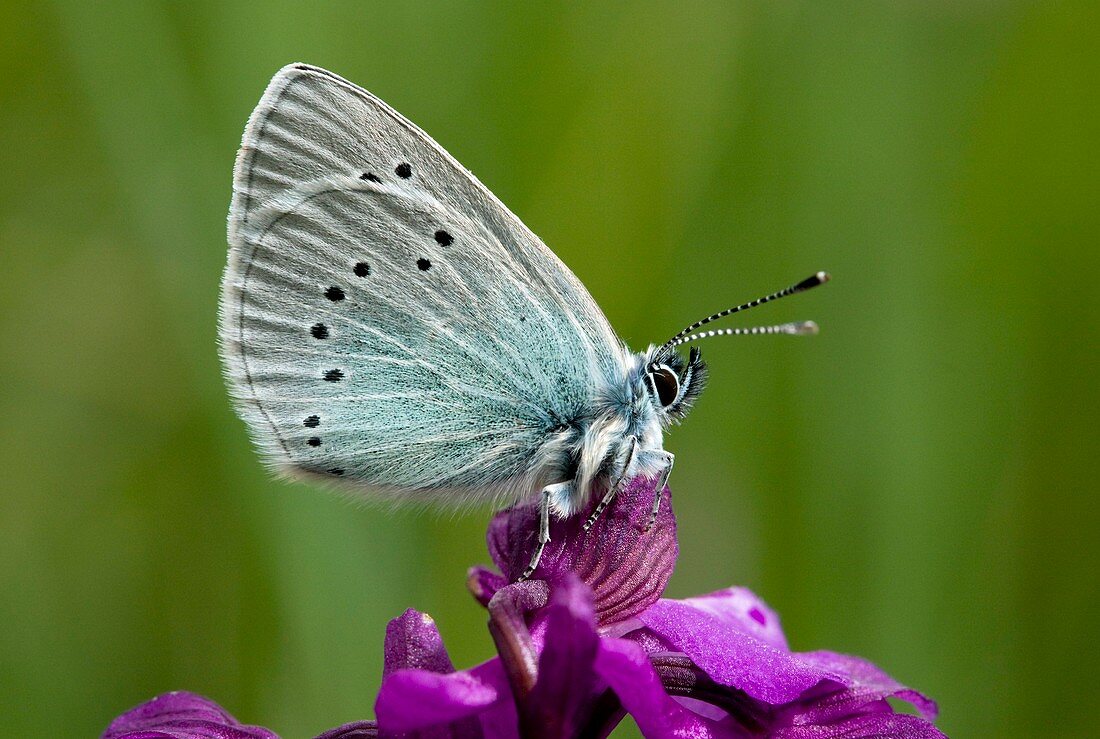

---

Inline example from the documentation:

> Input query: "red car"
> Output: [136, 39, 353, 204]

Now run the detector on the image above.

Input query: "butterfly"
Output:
[220, 64, 828, 579]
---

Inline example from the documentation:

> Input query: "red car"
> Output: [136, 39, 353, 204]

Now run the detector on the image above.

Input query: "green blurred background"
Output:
[2, 2, 1097, 736]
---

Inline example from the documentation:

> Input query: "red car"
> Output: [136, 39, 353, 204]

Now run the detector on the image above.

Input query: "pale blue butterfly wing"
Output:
[220, 64, 629, 504]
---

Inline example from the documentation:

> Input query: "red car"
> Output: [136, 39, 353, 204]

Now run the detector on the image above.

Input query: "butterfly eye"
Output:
[649, 365, 680, 408]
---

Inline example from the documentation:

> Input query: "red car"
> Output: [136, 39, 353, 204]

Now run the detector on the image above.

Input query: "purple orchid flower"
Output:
[104, 477, 942, 738]
[378, 477, 941, 737]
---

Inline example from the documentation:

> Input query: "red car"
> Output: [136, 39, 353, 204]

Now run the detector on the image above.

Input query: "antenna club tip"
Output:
[795, 272, 831, 291]
[792, 320, 819, 335]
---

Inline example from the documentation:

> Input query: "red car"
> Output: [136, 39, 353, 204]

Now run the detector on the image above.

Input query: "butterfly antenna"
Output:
[658, 271, 830, 354]
[667, 321, 819, 348]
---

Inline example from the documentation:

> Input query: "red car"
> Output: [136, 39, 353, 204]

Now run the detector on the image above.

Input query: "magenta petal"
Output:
[485, 476, 678, 624]
[375, 658, 511, 733]
[640, 597, 825, 704]
[466, 565, 507, 607]
[793, 651, 938, 721]
[377, 608, 493, 737]
[522, 574, 602, 737]
[593, 638, 742, 738]
[311, 721, 377, 739]
[670, 587, 790, 651]
[640, 590, 938, 723]
[102, 692, 278, 739]
[769, 711, 946, 738]
[383, 609, 456, 676]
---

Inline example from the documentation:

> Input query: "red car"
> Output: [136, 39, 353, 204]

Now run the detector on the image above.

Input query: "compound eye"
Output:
[650, 365, 680, 408]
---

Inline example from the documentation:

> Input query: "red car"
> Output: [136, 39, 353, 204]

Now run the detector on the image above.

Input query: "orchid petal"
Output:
[383, 609, 457, 676]
[792, 651, 938, 722]
[521, 574, 603, 737]
[102, 692, 278, 739]
[639, 591, 938, 723]
[640, 597, 825, 704]
[311, 721, 378, 739]
[375, 659, 509, 734]
[769, 710, 946, 738]
[594, 638, 745, 738]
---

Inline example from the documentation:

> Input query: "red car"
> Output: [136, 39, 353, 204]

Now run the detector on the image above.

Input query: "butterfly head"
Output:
[642, 346, 708, 426]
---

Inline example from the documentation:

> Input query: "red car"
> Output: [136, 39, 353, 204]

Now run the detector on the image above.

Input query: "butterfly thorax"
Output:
[541, 350, 671, 517]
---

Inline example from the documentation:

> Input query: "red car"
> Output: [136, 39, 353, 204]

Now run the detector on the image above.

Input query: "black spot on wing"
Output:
[325, 286, 345, 302]
[395, 162, 412, 178]
[303, 415, 320, 428]
[434, 230, 453, 246]
[359, 172, 381, 183]
[323, 369, 344, 382]
[311, 323, 329, 339]
[353, 261, 370, 277]
[417, 258, 431, 271]
[307, 437, 321, 447]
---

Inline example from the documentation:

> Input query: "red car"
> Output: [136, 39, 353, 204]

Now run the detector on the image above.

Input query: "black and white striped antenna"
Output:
[659, 271, 830, 353]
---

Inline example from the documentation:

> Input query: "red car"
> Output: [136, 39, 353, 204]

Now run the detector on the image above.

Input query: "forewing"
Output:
[220, 64, 625, 501]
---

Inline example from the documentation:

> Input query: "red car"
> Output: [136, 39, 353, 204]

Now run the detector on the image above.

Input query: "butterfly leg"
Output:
[645, 452, 675, 531]
[519, 481, 572, 581]
[582, 435, 638, 532]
